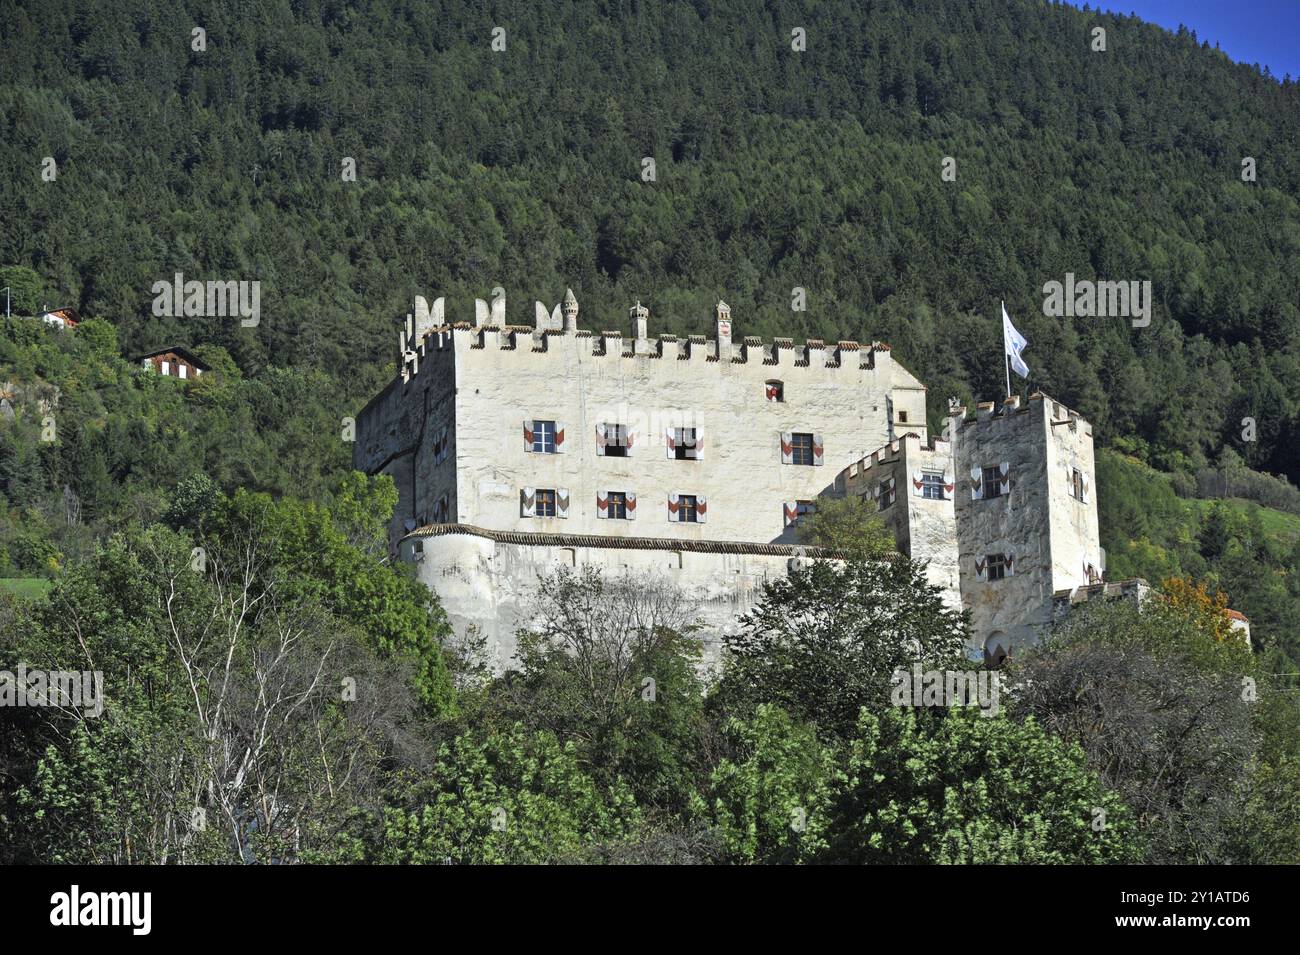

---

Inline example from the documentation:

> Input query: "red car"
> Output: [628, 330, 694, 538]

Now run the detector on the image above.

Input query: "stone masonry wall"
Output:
[447, 326, 926, 547]
[841, 433, 961, 618]
[953, 397, 1054, 656]
[402, 528, 799, 671]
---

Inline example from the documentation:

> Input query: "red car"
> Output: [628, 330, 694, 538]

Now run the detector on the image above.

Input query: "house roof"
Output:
[41, 306, 80, 320]
[40, 306, 80, 326]
[133, 345, 211, 369]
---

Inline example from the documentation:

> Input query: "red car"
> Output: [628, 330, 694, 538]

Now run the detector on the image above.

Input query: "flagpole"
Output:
[1002, 300, 1011, 399]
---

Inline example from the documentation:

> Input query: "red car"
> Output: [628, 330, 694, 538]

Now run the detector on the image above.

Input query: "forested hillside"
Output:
[2, 0, 1299, 470]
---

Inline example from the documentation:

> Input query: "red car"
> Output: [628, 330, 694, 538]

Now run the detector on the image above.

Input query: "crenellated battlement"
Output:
[946, 391, 1088, 432]
[842, 432, 953, 485]
[393, 289, 903, 386]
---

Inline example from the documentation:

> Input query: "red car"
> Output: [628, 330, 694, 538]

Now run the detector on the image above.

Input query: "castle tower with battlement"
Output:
[355, 290, 929, 552]
[838, 391, 1104, 662]
[841, 431, 962, 615]
[949, 393, 1103, 662]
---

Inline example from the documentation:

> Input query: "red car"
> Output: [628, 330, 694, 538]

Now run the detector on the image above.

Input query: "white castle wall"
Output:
[450, 329, 925, 545]
[354, 344, 459, 547]
[1043, 397, 1104, 591]
[400, 528, 799, 671]
[357, 298, 930, 555]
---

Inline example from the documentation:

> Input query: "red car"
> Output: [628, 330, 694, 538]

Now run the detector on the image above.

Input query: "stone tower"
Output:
[950, 393, 1101, 663]
[562, 288, 579, 331]
[841, 431, 962, 615]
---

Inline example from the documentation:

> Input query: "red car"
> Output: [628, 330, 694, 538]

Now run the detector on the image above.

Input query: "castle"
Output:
[354, 290, 1131, 671]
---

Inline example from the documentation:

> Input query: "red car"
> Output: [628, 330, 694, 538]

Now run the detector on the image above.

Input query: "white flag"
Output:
[1003, 303, 1029, 379]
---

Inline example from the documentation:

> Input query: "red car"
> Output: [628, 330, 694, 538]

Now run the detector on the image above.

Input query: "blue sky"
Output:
[1071, 0, 1300, 79]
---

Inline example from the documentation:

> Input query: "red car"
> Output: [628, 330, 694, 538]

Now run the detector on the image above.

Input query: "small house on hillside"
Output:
[1224, 608, 1252, 645]
[39, 306, 80, 329]
[135, 346, 209, 380]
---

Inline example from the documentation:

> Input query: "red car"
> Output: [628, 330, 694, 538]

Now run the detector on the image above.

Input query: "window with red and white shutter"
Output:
[667, 427, 703, 460]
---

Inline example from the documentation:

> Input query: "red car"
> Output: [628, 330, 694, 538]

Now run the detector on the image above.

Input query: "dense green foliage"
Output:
[721, 554, 968, 738]
[0, 315, 348, 550]
[695, 704, 1139, 864]
[2, 516, 448, 863]
[5, 523, 1296, 863]
[1097, 448, 1300, 663]
[1012, 598, 1300, 863]
[319, 726, 643, 865]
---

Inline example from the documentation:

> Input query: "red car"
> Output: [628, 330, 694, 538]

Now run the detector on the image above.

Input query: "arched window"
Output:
[984, 632, 1010, 668]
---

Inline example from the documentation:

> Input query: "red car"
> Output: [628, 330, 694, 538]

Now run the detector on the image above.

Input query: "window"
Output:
[783, 500, 815, 527]
[986, 553, 1008, 581]
[597, 490, 636, 520]
[876, 476, 897, 511]
[781, 431, 823, 466]
[971, 463, 1009, 501]
[982, 466, 1003, 499]
[523, 486, 569, 518]
[160, 361, 170, 376]
[603, 423, 629, 457]
[668, 493, 707, 523]
[766, 380, 784, 402]
[790, 432, 814, 466]
[432, 426, 450, 466]
[666, 427, 704, 459]
[675, 428, 700, 461]
[921, 472, 946, 500]
[523, 419, 567, 453]
[535, 488, 557, 517]
[1072, 468, 1084, 501]
[532, 420, 557, 454]
[178, 364, 188, 380]
[984, 633, 1010, 668]
[898, 410, 907, 424]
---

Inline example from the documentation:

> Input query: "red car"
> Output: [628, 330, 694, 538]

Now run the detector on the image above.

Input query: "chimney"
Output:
[562, 288, 579, 332]
[714, 300, 733, 361]
[399, 312, 418, 381]
[945, 396, 966, 438]
[630, 300, 650, 352]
